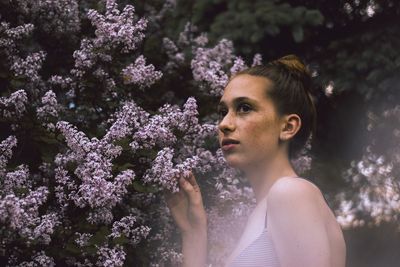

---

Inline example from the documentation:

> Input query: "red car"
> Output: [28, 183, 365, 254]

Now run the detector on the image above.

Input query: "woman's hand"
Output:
[164, 172, 207, 236]
[164, 172, 208, 267]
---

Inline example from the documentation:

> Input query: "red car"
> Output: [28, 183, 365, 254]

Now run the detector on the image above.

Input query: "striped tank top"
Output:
[228, 211, 281, 267]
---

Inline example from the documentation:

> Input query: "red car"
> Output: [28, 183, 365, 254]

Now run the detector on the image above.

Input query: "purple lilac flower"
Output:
[96, 244, 126, 267]
[56, 121, 91, 159]
[193, 32, 209, 47]
[290, 134, 313, 174]
[0, 22, 34, 43]
[56, 121, 136, 220]
[162, 37, 185, 72]
[2, 164, 30, 194]
[230, 56, 247, 75]
[16, 250, 56, 267]
[0, 22, 34, 58]
[178, 22, 196, 46]
[0, 186, 60, 245]
[87, 0, 147, 53]
[11, 51, 46, 81]
[147, 0, 176, 22]
[75, 232, 93, 247]
[122, 55, 163, 89]
[251, 53, 263, 66]
[142, 147, 200, 192]
[72, 39, 96, 76]
[109, 215, 151, 245]
[73, 158, 128, 209]
[71, 0, 155, 86]
[0, 89, 28, 119]
[48, 75, 73, 89]
[0, 136, 18, 175]
[37, 90, 59, 117]
[191, 39, 234, 96]
[104, 100, 149, 143]
[32, 0, 80, 36]
[182, 97, 199, 130]
[132, 111, 178, 150]
[32, 213, 60, 244]
[87, 207, 114, 224]
[37, 90, 60, 131]
[131, 97, 201, 151]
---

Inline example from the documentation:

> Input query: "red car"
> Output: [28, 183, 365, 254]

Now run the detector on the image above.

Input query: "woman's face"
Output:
[217, 74, 284, 169]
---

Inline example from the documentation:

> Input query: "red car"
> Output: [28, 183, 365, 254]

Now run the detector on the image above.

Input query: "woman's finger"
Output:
[179, 175, 203, 206]
[187, 172, 200, 191]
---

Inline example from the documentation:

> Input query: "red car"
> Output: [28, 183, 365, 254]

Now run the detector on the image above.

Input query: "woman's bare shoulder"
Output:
[267, 176, 323, 201]
[267, 176, 341, 232]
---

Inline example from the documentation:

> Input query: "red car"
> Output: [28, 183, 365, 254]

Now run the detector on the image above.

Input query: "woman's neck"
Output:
[243, 152, 298, 203]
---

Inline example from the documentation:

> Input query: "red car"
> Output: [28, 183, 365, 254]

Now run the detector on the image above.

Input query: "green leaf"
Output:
[132, 180, 158, 193]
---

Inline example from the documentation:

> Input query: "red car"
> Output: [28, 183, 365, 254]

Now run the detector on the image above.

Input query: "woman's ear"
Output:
[280, 114, 301, 141]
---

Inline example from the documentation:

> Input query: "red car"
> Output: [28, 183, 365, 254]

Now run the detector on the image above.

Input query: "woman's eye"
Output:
[217, 108, 226, 118]
[237, 103, 252, 113]
[217, 108, 227, 118]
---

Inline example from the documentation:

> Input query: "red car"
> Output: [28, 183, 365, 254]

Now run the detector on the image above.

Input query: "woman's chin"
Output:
[224, 155, 244, 169]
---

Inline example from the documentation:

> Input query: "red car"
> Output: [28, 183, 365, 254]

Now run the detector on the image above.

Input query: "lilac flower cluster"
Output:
[144, 0, 176, 24]
[143, 147, 200, 192]
[191, 38, 234, 96]
[122, 55, 163, 89]
[68, 0, 161, 97]
[96, 244, 126, 267]
[290, 135, 313, 174]
[177, 22, 196, 46]
[87, 0, 147, 53]
[104, 100, 150, 143]
[0, 136, 18, 176]
[0, 22, 34, 57]
[0, 89, 28, 119]
[127, 97, 219, 193]
[2, 164, 30, 194]
[10, 0, 80, 36]
[229, 56, 247, 75]
[162, 37, 185, 72]
[48, 75, 74, 89]
[32, 0, 80, 35]
[9, 0, 80, 38]
[251, 53, 263, 66]
[14, 250, 55, 267]
[131, 97, 213, 151]
[0, 186, 60, 245]
[109, 215, 151, 245]
[337, 105, 400, 229]
[75, 232, 93, 247]
[36, 90, 61, 131]
[187, 26, 265, 98]
[56, 121, 136, 223]
[11, 51, 46, 82]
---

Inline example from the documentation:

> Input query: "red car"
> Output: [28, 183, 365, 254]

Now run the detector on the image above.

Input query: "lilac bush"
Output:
[0, 0, 314, 265]
[336, 105, 400, 229]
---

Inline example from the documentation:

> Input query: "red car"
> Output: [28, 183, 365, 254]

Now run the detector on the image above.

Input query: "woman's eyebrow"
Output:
[218, 96, 255, 108]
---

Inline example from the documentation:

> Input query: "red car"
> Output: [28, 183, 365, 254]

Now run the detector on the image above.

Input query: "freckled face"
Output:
[218, 74, 283, 169]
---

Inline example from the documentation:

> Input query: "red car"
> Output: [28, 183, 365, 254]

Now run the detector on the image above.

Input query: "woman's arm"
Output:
[267, 178, 331, 267]
[164, 173, 208, 267]
[182, 228, 208, 267]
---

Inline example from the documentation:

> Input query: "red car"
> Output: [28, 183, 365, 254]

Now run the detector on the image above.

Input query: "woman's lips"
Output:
[222, 143, 238, 151]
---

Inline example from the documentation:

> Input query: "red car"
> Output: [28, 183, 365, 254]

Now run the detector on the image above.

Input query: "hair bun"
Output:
[274, 54, 310, 76]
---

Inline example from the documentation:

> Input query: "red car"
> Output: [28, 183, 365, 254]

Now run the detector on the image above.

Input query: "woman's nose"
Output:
[218, 113, 235, 133]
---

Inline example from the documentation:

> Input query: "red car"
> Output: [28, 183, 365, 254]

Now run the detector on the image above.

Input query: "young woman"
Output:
[165, 55, 346, 267]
